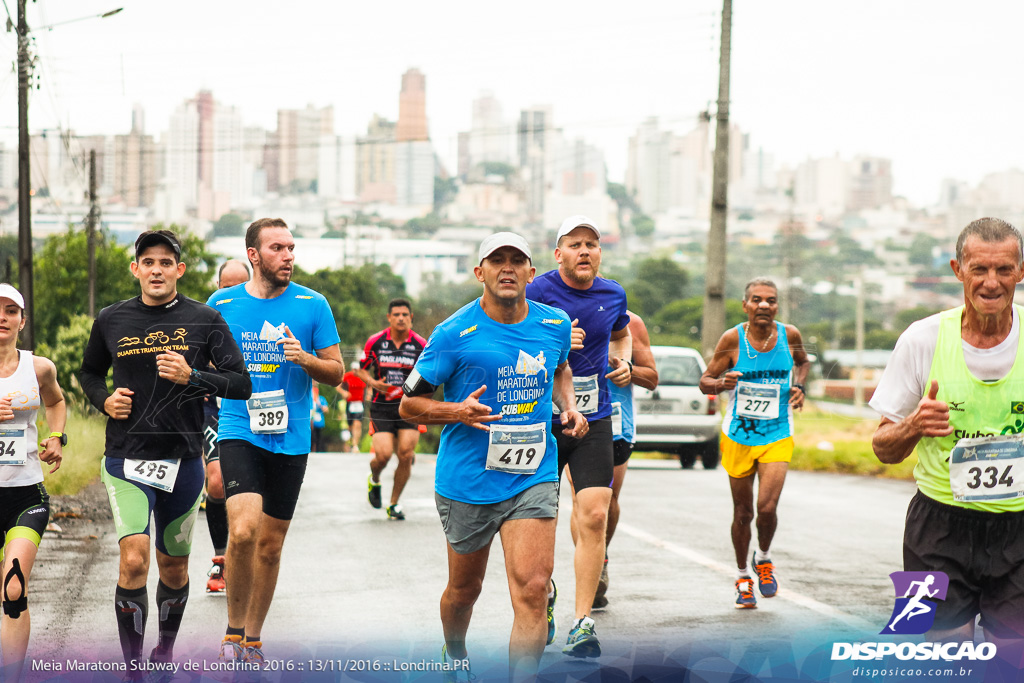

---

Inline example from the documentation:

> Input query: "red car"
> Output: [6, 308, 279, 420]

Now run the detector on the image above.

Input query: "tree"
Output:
[606, 182, 640, 214]
[32, 225, 222, 349]
[293, 263, 407, 350]
[414, 274, 481, 338]
[477, 162, 516, 179]
[210, 213, 246, 238]
[406, 213, 443, 235]
[908, 233, 940, 268]
[434, 176, 458, 210]
[36, 315, 94, 410]
[32, 228, 136, 349]
[0, 235, 18, 283]
[649, 297, 746, 347]
[624, 258, 689, 319]
[632, 214, 655, 238]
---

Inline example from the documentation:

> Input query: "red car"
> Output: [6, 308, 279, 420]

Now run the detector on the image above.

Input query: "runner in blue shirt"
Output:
[700, 277, 810, 609]
[202, 258, 251, 595]
[401, 232, 587, 680]
[207, 218, 344, 664]
[524, 215, 632, 658]
[596, 310, 658, 610]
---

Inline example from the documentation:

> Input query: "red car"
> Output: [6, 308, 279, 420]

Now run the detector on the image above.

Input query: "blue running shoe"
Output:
[735, 577, 757, 609]
[562, 616, 601, 658]
[753, 552, 778, 597]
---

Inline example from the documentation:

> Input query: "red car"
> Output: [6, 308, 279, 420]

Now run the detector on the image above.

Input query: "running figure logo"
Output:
[881, 571, 949, 634]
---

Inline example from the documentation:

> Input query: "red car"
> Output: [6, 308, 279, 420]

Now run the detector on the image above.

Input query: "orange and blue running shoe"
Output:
[735, 577, 757, 609]
[753, 552, 778, 598]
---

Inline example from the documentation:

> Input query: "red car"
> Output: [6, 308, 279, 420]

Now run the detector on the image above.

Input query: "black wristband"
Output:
[792, 383, 804, 392]
[622, 358, 633, 372]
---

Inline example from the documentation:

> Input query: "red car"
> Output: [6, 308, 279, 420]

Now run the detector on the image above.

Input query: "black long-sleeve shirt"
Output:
[79, 294, 251, 461]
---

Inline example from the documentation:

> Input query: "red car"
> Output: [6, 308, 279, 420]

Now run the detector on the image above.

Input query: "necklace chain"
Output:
[744, 322, 776, 359]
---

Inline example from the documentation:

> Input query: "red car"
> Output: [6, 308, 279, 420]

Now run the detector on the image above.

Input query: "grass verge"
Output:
[633, 405, 918, 480]
[792, 405, 915, 479]
[43, 409, 105, 496]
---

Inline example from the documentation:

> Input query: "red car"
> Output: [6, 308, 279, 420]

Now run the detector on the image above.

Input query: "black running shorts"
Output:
[219, 439, 309, 521]
[904, 490, 1024, 638]
[554, 417, 614, 492]
[612, 439, 634, 467]
[370, 401, 418, 435]
[0, 483, 49, 548]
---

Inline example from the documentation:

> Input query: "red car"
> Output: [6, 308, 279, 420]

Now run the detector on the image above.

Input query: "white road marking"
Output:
[617, 522, 876, 630]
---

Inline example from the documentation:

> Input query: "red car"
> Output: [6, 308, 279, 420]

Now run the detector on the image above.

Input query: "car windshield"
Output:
[655, 354, 702, 386]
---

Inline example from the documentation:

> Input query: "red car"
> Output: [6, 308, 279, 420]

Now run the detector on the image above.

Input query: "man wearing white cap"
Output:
[401, 232, 586, 680]
[525, 215, 632, 658]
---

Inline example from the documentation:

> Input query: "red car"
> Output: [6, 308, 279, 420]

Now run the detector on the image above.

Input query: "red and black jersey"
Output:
[360, 328, 428, 404]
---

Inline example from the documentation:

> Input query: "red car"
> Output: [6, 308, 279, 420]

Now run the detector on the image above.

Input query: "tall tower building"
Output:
[518, 105, 553, 223]
[396, 68, 428, 142]
[165, 100, 200, 206]
[469, 92, 510, 169]
[194, 90, 215, 187]
[626, 117, 672, 216]
[276, 105, 334, 191]
[357, 115, 397, 203]
[113, 106, 156, 208]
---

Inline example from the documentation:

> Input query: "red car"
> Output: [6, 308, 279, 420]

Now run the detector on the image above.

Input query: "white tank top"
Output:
[0, 351, 41, 486]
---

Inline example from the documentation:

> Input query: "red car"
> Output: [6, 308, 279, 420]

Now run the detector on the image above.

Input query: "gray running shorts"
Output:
[435, 481, 558, 555]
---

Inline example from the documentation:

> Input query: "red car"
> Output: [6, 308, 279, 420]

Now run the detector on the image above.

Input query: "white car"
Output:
[633, 345, 722, 469]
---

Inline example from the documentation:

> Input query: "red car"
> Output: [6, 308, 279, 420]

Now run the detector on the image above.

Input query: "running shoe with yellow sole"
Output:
[546, 579, 557, 645]
[441, 644, 473, 682]
[368, 474, 382, 509]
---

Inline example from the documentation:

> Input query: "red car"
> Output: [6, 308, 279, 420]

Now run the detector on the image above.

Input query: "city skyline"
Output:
[1, 0, 1021, 206]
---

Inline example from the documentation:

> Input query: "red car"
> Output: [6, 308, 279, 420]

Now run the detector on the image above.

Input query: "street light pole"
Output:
[15, 5, 122, 348]
[702, 0, 732, 360]
[17, 0, 34, 349]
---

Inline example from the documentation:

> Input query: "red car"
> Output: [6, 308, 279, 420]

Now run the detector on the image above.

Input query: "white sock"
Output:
[737, 567, 751, 579]
[754, 549, 771, 563]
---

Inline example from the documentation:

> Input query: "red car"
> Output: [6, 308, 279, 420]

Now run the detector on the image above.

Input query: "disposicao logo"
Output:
[830, 570, 997, 663]
[881, 571, 947, 635]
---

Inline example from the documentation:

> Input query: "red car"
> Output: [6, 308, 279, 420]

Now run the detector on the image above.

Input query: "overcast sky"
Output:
[1, 0, 1021, 206]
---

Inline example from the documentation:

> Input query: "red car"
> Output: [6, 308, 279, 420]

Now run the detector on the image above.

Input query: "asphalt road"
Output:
[24, 452, 920, 682]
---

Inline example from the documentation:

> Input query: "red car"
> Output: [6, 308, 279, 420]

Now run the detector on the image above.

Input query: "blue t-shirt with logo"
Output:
[412, 298, 572, 504]
[207, 282, 340, 455]
[606, 362, 635, 443]
[525, 271, 630, 421]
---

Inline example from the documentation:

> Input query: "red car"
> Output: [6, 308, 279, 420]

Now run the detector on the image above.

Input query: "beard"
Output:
[563, 262, 596, 285]
[258, 260, 291, 288]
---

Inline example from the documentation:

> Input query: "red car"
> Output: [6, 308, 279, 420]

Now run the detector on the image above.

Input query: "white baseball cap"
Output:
[478, 232, 532, 263]
[556, 215, 601, 243]
[0, 284, 25, 309]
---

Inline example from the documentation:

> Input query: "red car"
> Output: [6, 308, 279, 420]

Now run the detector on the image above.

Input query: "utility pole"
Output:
[780, 181, 797, 324]
[17, 0, 34, 349]
[87, 150, 98, 317]
[702, 0, 732, 359]
[854, 271, 865, 409]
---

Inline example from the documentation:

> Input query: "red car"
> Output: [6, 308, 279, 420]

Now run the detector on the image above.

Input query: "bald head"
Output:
[218, 259, 251, 289]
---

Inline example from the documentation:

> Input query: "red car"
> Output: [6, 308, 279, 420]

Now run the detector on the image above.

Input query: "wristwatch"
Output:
[622, 358, 634, 372]
[188, 368, 203, 386]
[48, 432, 68, 446]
